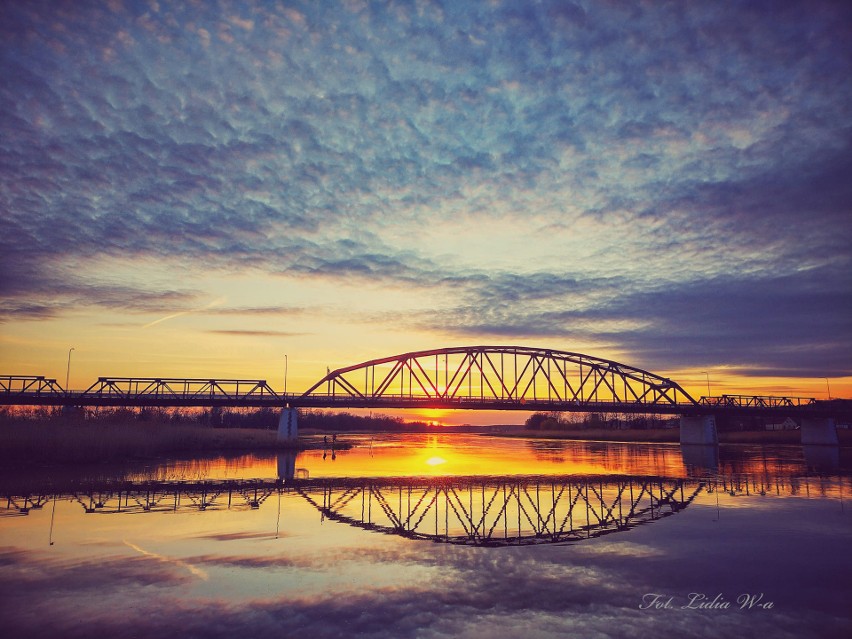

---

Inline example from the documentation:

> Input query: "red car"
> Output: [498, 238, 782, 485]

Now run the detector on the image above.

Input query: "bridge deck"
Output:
[0, 389, 845, 418]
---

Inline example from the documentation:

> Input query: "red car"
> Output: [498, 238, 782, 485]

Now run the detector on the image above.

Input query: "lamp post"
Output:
[284, 354, 288, 398]
[824, 377, 832, 400]
[65, 348, 75, 396]
[701, 371, 711, 398]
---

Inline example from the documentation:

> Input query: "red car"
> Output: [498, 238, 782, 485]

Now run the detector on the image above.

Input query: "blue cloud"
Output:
[1, 0, 850, 374]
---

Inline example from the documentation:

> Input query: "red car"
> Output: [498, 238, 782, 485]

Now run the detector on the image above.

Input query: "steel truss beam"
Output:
[699, 395, 817, 408]
[301, 346, 696, 410]
[81, 377, 279, 400]
[61, 377, 281, 407]
[0, 375, 65, 396]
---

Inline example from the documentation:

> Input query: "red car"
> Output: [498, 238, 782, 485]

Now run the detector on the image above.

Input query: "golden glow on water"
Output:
[124, 454, 281, 482]
[105, 434, 850, 484]
[287, 434, 696, 478]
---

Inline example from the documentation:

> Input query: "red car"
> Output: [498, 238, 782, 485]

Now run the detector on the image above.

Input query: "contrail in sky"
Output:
[142, 297, 227, 329]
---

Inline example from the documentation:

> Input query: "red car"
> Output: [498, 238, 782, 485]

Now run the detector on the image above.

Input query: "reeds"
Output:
[0, 418, 287, 464]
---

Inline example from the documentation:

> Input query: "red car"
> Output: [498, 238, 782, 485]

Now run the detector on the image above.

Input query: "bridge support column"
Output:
[277, 451, 297, 480]
[803, 445, 840, 471]
[680, 444, 719, 470]
[277, 407, 299, 442]
[800, 417, 838, 446]
[679, 415, 718, 446]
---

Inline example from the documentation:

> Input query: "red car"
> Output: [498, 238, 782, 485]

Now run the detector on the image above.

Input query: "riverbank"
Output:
[0, 420, 346, 465]
[484, 426, 852, 446]
[3, 419, 849, 467]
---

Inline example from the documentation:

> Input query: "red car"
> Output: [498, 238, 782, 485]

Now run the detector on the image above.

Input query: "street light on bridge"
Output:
[65, 347, 75, 396]
[701, 371, 711, 398]
[284, 354, 288, 398]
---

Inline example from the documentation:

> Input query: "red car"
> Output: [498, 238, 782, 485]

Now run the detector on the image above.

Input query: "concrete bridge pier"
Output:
[800, 417, 838, 446]
[680, 444, 719, 470]
[679, 414, 718, 446]
[803, 444, 840, 471]
[277, 407, 299, 442]
[277, 451, 297, 480]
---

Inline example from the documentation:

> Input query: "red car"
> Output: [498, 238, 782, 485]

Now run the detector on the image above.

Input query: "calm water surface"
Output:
[1, 434, 850, 639]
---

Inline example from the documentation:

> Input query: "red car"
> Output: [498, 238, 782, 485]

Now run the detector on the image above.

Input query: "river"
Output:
[1, 434, 850, 638]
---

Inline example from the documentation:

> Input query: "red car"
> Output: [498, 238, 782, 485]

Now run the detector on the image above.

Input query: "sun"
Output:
[416, 408, 448, 424]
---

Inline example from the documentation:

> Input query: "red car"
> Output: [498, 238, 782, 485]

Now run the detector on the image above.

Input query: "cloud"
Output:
[411, 265, 852, 376]
[1, 1, 850, 376]
[203, 306, 306, 316]
[0, 266, 203, 323]
[206, 330, 306, 338]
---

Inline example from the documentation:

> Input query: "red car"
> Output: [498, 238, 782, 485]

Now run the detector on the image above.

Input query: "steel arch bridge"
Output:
[298, 345, 697, 413]
[2, 345, 839, 418]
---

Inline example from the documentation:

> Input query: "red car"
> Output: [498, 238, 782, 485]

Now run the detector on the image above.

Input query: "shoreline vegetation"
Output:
[486, 426, 852, 446]
[512, 410, 852, 446]
[0, 407, 454, 465]
[0, 420, 301, 465]
[1, 407, 848, 466]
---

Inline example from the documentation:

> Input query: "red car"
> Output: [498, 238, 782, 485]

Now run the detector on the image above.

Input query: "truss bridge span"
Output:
[2, 346, 846, 434]
[297, 345, 696, 414]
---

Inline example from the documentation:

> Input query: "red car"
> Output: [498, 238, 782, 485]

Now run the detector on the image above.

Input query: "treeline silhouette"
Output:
[524, 411, 677, 431]
[1, 406, 436, 431]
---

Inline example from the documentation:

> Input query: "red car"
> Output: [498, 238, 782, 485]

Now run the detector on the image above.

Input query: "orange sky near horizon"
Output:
[2, 321, 847, 427]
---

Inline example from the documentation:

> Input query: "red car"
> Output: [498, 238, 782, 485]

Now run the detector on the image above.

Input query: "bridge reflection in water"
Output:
[297, 475, 699, 546]
[4, 470, 847, 546]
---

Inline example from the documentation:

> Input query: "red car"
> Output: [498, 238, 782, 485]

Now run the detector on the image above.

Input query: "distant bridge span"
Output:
[0, 345, 843, 421]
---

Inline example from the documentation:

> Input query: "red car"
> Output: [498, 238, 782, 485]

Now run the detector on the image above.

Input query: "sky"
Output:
[1, 0, 851, 422]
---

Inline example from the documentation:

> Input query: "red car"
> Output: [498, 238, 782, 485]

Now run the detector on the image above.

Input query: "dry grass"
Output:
[490, 428, 680, 443]
[488, 427, 852, 446]
[0, 418, 293, 464]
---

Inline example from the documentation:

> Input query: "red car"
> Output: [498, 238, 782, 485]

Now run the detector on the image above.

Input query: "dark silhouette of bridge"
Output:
[0, 474, 705, 546]
[4, 470, 846, 546]
[0, 346, 841, 418]
[296, 474, 702, 546]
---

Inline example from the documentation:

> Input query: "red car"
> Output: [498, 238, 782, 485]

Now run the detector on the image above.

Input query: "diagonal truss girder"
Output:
[0, 375, 66, 396]
[301, 346, 697, 409]
[79, 377, 280, 401]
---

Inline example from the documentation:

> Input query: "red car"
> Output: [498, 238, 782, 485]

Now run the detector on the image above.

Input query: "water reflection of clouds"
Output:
[124, 540, 209, 581]
[0, 547, 190, 595]
[2, 524, 849, 639]
[195, 531, 287, 542]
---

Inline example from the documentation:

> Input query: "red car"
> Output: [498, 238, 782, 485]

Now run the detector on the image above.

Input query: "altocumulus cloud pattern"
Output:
[1, 0, 850, 377]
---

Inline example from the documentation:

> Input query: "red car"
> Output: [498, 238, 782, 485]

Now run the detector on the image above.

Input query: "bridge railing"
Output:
[0, 375, 66, 396]
[699, 395, 817, 408]
[298, 393, 684, 406]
